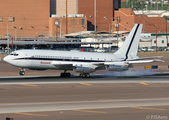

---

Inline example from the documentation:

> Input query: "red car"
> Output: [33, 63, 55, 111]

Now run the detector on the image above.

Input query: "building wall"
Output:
[78, 0, 114, 31]
[113, 8, 135, 32]
[114, 8, 169, 34]
[49, 17, 87, 37]
[0, 0, 50, 37]
[135, 15, 169, 33]
[56, 0, 77, 17]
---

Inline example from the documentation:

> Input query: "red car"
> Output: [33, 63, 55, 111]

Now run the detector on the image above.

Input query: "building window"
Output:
[71, 19, 77, 25]
[154, 40, 156, 44]
[0, 17, 3, 22]
[162, 40, 164, 43]
[63, 19, 66, 25]
[82, 19, 85, 25]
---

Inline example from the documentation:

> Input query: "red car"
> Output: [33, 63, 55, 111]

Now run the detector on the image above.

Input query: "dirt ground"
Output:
[0, 52, 169, 77]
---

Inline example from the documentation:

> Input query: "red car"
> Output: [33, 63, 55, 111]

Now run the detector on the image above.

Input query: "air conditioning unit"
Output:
[51, 14, 60, 17]
[76, 14, 84, 17]
[9, 17, 15, 22]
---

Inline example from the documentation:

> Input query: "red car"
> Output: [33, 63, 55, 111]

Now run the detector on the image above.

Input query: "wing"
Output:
[51, 58, 164, 72]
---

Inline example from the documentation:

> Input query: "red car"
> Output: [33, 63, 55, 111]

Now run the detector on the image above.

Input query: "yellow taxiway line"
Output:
[73, 109, 106, 113]
[140, 82, 149, 85]
[79, 83, 92, 86]
[15, 112, 48, 116]
[21, 84, 37, 87]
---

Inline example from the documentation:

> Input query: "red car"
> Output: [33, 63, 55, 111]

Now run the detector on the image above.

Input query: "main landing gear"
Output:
[19, 68, 25, 76]
[79, 73, 90, 78]
[60, 70, 71, 77]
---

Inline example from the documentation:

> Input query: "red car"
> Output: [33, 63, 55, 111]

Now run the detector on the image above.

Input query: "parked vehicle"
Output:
[141, 47, 148, 52]
[164, 47, 169, 51]
[102, 47, 109, 52]
[5, 34, 11, 38]
[138, 47, 142, 52]
[96, 48, 106, 52]
[158, 47, 167, 51]
[147, 47, 156, 52]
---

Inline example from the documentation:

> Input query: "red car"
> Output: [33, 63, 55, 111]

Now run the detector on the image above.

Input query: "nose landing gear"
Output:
[19, 68, 25, 76]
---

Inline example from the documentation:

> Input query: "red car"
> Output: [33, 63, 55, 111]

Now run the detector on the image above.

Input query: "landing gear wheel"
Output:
[60, 72, 71, 77]
[86, 73, 90, 78]
[67, 73, 71, 77]
[79, 73, 90, 78]
[19, 71, 25, 76]
[82, 74, 86, 78]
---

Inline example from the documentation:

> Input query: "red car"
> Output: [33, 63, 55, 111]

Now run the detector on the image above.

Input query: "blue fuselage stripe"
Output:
[15, 58, 106, 62]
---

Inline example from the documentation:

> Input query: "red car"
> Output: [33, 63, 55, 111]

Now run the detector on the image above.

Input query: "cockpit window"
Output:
[10, 53, 18, 56]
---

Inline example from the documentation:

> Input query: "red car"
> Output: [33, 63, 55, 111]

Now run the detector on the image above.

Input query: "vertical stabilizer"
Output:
[114, 24, 143, 60]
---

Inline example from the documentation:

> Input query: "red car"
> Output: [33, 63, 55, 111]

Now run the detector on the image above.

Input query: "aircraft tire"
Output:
[86, 73, 90, 78]
[60, 73, 71, 77]
[19, 71, 25, 76]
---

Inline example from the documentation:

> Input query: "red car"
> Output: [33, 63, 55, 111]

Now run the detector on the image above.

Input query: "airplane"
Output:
[3, 24, 164, 78]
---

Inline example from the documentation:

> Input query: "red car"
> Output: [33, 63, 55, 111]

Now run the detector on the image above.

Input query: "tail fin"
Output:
[114, 24, 143, 60]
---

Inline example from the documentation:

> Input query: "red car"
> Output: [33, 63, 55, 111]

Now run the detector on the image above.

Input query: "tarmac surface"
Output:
[0, 52, 169, 120]
[0, 76, 169, 120]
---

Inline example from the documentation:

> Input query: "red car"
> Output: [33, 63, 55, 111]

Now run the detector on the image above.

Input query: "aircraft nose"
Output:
[3, 56, 8, 62]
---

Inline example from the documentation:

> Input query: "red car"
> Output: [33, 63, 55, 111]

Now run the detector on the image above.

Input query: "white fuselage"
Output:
[4, 50, 124, 70]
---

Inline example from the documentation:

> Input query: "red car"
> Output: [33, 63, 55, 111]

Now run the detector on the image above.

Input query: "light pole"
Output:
[55, 21, 59, 41]
[7, 23, 9, 54]
[94, 0, 97, 33]
[60, 24, 62, 38]
[153, 24, 158, 52]
[66, 0, 68, 34]
[104, 16, 111, 51]
[15, 29, 17, 50]
[114, 16, 120, 47]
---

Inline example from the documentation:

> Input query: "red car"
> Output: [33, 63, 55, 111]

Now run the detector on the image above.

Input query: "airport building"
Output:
[0, 0, 50, 37]
[0, 0, 121, 38]
[0, 0, 87, 37]
[0, 0, 169, 38]
[113, 8, 169, 34]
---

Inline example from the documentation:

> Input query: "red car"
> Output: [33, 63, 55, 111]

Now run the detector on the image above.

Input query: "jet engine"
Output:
[105, 62, 132, 71]
[73, 66, 95, 73]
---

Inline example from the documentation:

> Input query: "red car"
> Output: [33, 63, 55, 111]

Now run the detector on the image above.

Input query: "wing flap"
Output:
[51, 61, 73, 69]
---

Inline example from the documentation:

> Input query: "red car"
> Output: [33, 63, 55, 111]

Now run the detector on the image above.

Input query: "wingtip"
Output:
[153, 59, 165, 62]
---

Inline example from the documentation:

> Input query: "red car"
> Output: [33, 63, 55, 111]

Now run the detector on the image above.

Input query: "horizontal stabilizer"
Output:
[128, 56, 163, 61]
[128, 59, 165, 64]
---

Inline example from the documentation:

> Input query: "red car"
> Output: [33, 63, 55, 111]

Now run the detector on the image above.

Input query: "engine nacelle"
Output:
[73, 66, 95, 73]
[106, 63, 129, 71]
